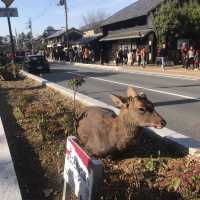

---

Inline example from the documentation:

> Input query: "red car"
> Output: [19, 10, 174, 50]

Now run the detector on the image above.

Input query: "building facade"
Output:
[100, 0, 200, 64]
[100, 0, 166, 64]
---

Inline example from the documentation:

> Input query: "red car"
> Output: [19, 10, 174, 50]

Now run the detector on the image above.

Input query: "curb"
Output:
[0, 117, 22, 200]
[50, 61, 200, 81]
[20, 70, 200, 157]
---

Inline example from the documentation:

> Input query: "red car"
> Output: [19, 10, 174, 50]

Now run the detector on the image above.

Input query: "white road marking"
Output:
[51, 64, 200, 81]
[65, 71, 200, 101]
[128, 71, 199, 81]
[22, 70, 200, 155]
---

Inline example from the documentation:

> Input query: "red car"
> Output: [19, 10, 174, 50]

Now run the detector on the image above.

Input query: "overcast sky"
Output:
[0, 0, 135, 37]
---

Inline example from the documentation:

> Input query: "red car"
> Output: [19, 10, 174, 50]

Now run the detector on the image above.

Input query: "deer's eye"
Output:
[139, 108, 146, 113]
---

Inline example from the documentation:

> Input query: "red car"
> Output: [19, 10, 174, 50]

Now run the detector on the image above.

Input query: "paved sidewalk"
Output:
[50, 60, 200, 80]
[0, 117, 22, 200]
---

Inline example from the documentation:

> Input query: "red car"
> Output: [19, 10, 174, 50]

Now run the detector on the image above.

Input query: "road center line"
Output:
[65, 71, 200, 101]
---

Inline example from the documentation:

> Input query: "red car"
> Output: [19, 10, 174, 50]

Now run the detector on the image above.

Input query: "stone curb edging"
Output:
[20, 70, 200, 157]
[50, 61, 200, 81]
[0, 117, 22, 200]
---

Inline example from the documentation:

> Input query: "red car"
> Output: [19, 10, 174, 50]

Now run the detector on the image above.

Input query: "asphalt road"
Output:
[42, 64, 200, 141]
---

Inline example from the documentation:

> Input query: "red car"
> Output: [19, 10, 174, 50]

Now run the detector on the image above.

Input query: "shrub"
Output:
[0, 63, 19, 81]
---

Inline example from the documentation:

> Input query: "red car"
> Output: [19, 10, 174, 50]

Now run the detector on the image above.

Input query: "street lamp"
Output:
[1, 0, 15, 63]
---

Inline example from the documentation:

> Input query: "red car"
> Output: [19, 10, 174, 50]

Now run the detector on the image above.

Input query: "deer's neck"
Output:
[111, 113, 141, 150]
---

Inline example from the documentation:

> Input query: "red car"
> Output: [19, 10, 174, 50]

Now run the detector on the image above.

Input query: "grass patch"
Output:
[0, 77, 199, 200]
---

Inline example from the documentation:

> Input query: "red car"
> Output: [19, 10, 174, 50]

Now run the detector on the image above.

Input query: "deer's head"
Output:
[111, 87, 166, 129]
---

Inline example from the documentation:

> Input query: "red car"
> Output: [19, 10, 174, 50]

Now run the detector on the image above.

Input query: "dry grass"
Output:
[0, 77, 199, 200]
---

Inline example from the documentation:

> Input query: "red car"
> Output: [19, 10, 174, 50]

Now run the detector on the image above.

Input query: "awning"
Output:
[100, 27, 152, 42]
[75, 36, 101, 45]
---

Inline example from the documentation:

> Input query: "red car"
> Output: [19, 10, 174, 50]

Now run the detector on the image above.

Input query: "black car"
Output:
[15, 51, 26, 64]
[24, 55, 50, 74]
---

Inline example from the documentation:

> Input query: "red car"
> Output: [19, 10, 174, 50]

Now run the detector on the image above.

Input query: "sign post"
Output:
[1, 0, 17, 63]
[63, 136, 103, 200]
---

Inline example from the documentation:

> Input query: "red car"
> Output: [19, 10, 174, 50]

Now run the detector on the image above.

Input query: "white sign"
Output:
[63, 136, 103, 200]
[0, 8, 18, 17]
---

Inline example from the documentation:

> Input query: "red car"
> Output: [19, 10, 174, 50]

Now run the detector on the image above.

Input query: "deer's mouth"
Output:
[142, 121, 166, 129]
[153, 125, 164, 129]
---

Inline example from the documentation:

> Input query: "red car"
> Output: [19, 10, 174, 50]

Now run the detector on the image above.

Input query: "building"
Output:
[74, 22, 103, 61]
[45, 28, 82, 61]
[46, 28, 82, 49]
[0, 36, 12, 53]
[100, 0, 166, 64]
[0, 36, 10, 45]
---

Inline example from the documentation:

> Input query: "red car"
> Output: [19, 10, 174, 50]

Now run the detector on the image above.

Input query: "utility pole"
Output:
[7, 10, 15, 60]
[15, 28, 18, 49]
[28, 18, 34, 54]
[59, 0, 69, 48]
[64, 0, 68, 32]
[64, 0, 69, 48]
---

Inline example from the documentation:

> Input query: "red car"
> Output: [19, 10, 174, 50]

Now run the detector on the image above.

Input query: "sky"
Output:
[0, 0, 135, 37]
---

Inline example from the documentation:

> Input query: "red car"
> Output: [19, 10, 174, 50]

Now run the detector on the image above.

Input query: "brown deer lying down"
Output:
[77, 87, 166, 157]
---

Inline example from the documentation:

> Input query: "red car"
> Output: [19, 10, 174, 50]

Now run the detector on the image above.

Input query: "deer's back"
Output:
[77, 107, 117, 155]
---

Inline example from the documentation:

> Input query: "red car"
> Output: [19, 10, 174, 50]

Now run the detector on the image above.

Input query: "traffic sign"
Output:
[0, 7, 18, 17]
[1, 0, 14, 7]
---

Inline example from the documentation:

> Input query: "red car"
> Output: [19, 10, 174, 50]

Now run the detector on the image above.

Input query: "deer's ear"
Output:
[127, 87, 137, 98]
[110, 94, 126, 108]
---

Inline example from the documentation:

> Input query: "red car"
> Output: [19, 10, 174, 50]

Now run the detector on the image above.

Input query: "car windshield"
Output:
[16, 52, 25, 57]
[28, 56, 45, 62]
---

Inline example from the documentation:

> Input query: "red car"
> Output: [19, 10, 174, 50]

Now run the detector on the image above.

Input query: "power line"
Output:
[31, 0, 55, 22]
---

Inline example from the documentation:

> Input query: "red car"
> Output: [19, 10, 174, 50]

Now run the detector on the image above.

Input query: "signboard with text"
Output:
[63, 136, 103, 200]
[0, 7, 18, 17]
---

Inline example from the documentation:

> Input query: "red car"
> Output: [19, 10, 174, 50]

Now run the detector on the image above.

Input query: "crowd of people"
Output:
[46, 47, 95, 64]
[181, 46, 200, 70]
[115, 47, 148, 67]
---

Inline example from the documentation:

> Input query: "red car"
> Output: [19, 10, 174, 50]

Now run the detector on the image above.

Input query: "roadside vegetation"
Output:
[153, 1, 200, 45]
[0, 77, 199, 200]
[0, 62, 20, 80]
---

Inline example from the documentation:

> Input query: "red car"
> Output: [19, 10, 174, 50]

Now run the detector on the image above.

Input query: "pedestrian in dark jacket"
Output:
[194, 50, 200, 70]
[160, 44, 167, 71]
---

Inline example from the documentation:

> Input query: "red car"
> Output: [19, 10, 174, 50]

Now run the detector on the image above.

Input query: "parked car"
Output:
[23, 55, 50, 74]
[15, 51, 26, 64]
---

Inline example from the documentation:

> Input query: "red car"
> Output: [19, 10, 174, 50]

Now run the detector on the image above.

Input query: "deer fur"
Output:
[77, 87, 166, 157]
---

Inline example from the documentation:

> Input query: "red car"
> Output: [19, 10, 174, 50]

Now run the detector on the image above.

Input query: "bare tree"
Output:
[82, 10, 108, 29]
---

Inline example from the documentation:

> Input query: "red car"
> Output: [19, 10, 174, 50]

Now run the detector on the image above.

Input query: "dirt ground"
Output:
[0, 77, 199, 200]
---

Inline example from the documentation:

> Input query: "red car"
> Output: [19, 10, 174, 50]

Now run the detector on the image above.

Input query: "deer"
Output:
[77, 87, 166, 157]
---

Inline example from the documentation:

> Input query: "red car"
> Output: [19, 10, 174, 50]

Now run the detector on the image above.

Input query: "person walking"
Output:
[127, 51, 133, 66]
[141, 47, 146, 68]
[194, 50, 200, 70]
[118, 48, 123, 65]
[181, 44, 188, 69]
[188, 47, 195, 70]
[123, 47, 128, 65]
[136, 48, 141, 66]
[83, 48, 89, 63]
[160, 43, 167, 71]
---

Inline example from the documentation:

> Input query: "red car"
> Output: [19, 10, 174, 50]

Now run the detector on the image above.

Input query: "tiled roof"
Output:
[47, 30, 65, 39]
[102, 0, 164, 26]
[100, 25, 152, 41]
[47, 28, 82, 39]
